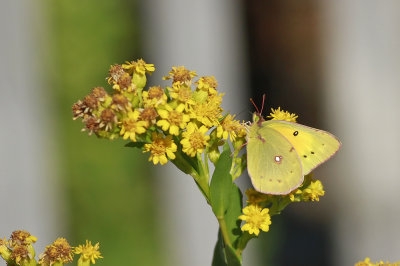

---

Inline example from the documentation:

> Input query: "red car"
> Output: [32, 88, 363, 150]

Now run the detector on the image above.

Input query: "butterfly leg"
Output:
[230, 142, 248, 157]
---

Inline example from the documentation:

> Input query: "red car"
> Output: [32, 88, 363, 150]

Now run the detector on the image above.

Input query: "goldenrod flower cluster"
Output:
[355, 257, 400, 266]
[0, 230, 102, 266]
[288, 174, 325, 202]
[73, 59, 246, 166]
[0, 230, 37, 266]
[72, 60, 335, 261]
[240, 174, 326, 236]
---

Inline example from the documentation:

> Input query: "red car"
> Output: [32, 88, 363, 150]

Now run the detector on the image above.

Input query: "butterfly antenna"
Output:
[250, 98, 260, 114]
[260, 94, 266, 115]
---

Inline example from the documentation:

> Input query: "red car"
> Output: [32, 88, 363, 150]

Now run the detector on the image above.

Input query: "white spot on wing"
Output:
[274, 155, 283, 164]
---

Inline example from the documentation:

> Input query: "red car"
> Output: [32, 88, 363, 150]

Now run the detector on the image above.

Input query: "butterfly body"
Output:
[247, 118, 341, 195]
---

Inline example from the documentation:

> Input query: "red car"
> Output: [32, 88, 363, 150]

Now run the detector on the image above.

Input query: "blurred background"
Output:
[1, 0, 400, 265]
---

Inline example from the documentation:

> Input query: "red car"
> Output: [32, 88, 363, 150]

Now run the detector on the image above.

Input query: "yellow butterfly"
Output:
[246, 106, 341, 195]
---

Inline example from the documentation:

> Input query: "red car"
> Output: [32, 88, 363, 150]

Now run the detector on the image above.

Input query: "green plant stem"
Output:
[138, 89, 143, 107]
[195, 153, 210, 200]
[204, 152, 210, 179]
[218, 216, 243, 262]
[195, 172, 210, 204]
[217, 216, 232, 248]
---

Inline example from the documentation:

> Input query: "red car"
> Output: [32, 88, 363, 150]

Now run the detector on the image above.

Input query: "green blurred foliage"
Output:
[45, 1, 164, 265]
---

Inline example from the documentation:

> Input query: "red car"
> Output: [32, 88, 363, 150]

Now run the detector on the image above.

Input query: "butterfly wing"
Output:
[247, 124, 303, 195]
[264, 120, 341, 175]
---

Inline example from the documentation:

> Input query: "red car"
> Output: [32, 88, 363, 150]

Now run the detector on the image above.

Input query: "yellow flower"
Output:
[267, 107, 298, 122]
[302, 180, 325, 202]
[99, 108, 118, 132]
[157, 104, 190, 136]
[232, 122, 248, 151]
[168, 84, 195, 111]
[39, 238, 74, 265]
[0, 237, 7, 248]
[106, 64, 133, 92]
[83, 116, 101, 136]
[90, 87, 108, 101]
[9, 230, 37, 248]
[354, 257, 373, 266]
[216, 114, 244, 142]
[288, 188, 303, 202]
[163, 66, 197, 85]
[144, 132, 177, 165]
[107, 64, 125, 85]
[120, 111, 147, 141]
[10, 245, 30, 265]
[180, 123, 210, 157]
[122, 59, 155, 75]
[0, 237, 10, 261]
[142, 86, 168, 107]
[237, 126, 248, 138]
[354, 257, 400, 266]
[239, 204, 271, 236]
[196, 76, 218, 95]
[245, 189, 269, 204]
[72, 100, 87, 120]
[74, 240, 103, 265]
[139, 107, 159, 127]
[190, 93, 223, 127]
[111, 94, 132, 113]
[72, 87, 109, 120]
[112, 72, 134, 92]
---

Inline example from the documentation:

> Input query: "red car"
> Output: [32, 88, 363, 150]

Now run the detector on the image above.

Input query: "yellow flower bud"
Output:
[132, 72, 147, 90]
[192, 90, 209, 103]
[208, 145, 220, 164]
[0, 238, 11, 262]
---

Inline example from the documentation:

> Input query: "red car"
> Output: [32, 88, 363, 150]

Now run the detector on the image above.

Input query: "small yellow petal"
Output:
[239, 204, 271, 236]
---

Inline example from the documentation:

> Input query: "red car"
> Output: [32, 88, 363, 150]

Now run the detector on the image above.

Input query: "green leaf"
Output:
[212, 231, 227, 266]
[218, 112, 230, 123]
[225, 183, 243, 248]
[171, 151, 197, 176]
[236, 232, 255, 253]
[212, 230, 242, 266]
[164, 86, 171, 100]
[225, 244, 242, 266]
[210, 145, 233, 217]
[223, 142, 231, 153]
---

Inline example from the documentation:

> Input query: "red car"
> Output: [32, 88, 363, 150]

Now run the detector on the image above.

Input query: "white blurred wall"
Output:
[321, 1, 400, 264]
[0, 0, 62, 260]
[141, 1, 251, 265]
